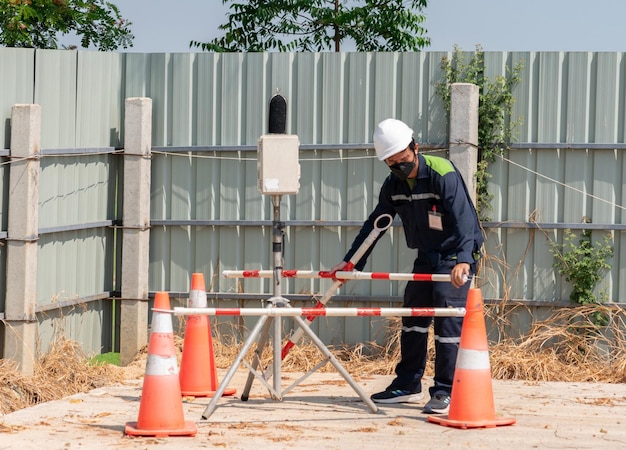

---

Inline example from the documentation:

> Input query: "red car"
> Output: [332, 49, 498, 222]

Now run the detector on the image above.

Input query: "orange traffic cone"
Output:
[429, 288, 515, 429]
[179, 273, 236, 397]
[125, 292, 197, 437]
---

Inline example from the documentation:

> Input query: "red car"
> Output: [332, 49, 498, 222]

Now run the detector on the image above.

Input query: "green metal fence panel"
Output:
[0, 48, 35, 148]
[35, 50, 78, 148]
[76, 51, 124, 148]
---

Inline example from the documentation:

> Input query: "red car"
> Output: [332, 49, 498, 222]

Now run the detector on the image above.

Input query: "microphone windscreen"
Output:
[268, 94, 287, 134]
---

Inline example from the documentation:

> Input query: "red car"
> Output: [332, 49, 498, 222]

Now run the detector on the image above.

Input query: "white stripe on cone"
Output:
[151, 311, 173, 333]
[145, 354, 179, 376]
[455, 348, 491, 370]
[189, 287, 207, 308]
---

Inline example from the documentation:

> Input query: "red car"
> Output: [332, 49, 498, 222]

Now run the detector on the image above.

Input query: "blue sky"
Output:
[91, 0, 626, 53]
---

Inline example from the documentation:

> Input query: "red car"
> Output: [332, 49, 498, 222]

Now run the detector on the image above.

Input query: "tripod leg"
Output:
[272, 314, 282, 399]
[292, 315, 379, 413]
[240, 315, 274, 401]
[201, 314, 270, 419]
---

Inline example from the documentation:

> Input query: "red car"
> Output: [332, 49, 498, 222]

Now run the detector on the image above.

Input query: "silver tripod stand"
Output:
[201, 193, 378, 419]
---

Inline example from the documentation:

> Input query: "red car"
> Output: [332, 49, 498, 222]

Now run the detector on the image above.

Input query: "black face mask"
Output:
[389, 160, 415, 180]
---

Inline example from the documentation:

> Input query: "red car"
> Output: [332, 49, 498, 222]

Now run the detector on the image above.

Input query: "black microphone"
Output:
[268, 93, 287, 134]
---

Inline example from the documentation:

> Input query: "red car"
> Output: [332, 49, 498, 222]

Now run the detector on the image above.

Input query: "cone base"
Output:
[428, 415, 516, 429]
[181, 387, 237, 398]
[125, 421, 197, 437]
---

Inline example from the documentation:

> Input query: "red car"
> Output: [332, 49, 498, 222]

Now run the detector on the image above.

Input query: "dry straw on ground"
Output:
[0, 337, 127, 415]
[1, 303, 625, 415]
[488, 304, 626, 383]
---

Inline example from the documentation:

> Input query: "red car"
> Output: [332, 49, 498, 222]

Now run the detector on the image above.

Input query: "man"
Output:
[331, 118, 483, 414]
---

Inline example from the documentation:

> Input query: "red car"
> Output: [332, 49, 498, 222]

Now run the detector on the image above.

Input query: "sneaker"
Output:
[371, 389, 424, 404]
[423, 394, 451, 414]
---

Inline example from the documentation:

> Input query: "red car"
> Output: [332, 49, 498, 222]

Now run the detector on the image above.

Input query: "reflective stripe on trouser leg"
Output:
[393, 258, 433, 392]
[432, 316, 463, 394]
[392, 318, 429, 391]
[431, 263, 471, 396]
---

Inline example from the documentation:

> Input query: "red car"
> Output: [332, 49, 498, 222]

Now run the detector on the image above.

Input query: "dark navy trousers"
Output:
[388, 255, 472, 397]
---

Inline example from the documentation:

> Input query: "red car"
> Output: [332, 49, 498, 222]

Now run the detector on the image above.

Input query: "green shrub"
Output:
[550, 224, 613, 325]
[436, 45, 523, 221]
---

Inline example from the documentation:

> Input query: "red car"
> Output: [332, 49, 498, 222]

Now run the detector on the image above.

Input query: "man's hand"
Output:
[451, 263, 470, 288]
[330, 261, 348, 274]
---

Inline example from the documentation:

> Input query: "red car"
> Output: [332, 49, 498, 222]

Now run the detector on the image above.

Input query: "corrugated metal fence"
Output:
[1, 49, 625, 357]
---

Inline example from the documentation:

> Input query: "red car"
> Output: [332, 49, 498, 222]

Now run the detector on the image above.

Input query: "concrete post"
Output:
[120, 98, 152, 366]
[4, 104, 41, 375]
[448, 83, 479, 205]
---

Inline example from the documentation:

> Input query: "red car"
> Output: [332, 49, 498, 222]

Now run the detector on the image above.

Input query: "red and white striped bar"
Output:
[222, 269, 455, 282]
[171, 306, 465, 317]
[334, 271, 454, 282]
[223, 269, 334, 279]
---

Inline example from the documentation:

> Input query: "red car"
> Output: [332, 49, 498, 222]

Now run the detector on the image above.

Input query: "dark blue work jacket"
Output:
[344, 153, 483, 270]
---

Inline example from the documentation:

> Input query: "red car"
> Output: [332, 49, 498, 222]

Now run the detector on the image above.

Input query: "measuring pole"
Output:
[279, 214, 392, 360]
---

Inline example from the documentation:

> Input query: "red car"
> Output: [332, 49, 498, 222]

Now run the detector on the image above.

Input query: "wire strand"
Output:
[499, 153, 626, 212]
[1, 146, 623, 213]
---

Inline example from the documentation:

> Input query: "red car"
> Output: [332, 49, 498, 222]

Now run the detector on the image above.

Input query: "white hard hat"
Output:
[373, 118, 413, 161]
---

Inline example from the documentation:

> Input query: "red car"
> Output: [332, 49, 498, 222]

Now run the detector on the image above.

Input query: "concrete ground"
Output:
[1, 367, 626, 450]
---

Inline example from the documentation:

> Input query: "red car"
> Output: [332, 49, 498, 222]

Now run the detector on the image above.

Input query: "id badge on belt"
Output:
[428, 206, 443, 231]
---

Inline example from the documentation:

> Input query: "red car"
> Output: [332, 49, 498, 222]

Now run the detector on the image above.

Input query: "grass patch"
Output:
[89, 352, 120, 366]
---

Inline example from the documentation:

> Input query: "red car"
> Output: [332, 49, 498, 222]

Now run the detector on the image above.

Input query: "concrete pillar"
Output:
[120, 98, 152, 366]
[4, 104, 41, 375]
[448, 83, 479, 205]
